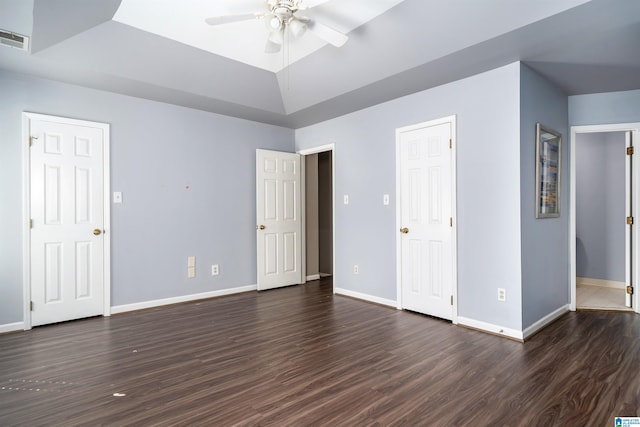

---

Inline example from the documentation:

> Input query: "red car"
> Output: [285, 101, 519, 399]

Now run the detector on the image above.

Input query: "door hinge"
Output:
[30, 301, 34, 311]
[627, 216, 634, 225]
[450, 295, 453, 306]
[627, 146, 634, 156]
[627, 286, 634, 295]
[449, 217, 453, 227]
[29, 219, 33, 229]
[449, 139, 452, 149]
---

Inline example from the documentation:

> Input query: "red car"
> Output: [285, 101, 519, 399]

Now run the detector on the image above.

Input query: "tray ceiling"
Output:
[0, 0, 639, 128]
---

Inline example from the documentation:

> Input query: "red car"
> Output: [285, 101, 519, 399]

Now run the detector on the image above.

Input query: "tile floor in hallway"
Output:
[577, 284, 632, 311]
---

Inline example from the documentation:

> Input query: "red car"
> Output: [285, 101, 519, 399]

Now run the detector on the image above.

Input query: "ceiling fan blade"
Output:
[300, 0, 333, 9]
[205, 13, 258, 26]
[307, 20, 348, 47]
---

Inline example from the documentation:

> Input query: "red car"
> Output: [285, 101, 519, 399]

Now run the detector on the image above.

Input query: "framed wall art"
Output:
[535, 123, 562, 218]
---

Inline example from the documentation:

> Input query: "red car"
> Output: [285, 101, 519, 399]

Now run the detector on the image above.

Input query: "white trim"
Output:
[22, 115, 31, 330]
[450, 117, 458, 325]
[570, 123, 640, 314]
[395, 115, 458, 323]
[0, 322, 25, 334]
[297, 143, 336, 295]
[577, 277, 626, 290]
[103, 122, 111, 316]
[395, 129, 402, 310]
[457, 316, 524, 341]
[298, 143, 334, 156]
[22, 112, 111, 329]
[523, 304, 570, 340]
[306, 274, 321, 281]
[319, 272, 332, 278]
[111, 285, 257, 314]
[335, 287, 396, 308]
[300, 153, 306, 284]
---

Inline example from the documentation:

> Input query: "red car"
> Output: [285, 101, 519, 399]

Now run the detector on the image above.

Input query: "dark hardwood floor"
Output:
[1, 278, 639, 426]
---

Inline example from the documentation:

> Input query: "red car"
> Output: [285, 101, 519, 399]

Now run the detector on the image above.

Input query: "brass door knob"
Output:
[257, 225, 266, 230]
[93, 229, 102, 235]
[400, 227, 409, 234]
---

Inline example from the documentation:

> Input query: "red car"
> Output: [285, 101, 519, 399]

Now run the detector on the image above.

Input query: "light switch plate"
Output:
[343, 195, 349, 205]
[113, 191, 123, 204]
[383, 194, 389, 205]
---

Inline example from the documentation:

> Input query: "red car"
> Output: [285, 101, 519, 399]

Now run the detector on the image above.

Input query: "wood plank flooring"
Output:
[1, 277, 639, 426]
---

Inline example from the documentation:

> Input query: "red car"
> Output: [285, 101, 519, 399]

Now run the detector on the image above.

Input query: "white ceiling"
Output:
[0, 0, 639, 128]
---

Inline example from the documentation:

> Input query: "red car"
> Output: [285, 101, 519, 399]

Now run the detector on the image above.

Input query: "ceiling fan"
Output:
[205, 0, 348, 54]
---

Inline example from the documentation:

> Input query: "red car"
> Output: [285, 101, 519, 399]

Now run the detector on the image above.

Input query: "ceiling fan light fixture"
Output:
[268, 29, 284, 45]
[289, 18, 307, 39]
[264, 38, 281, 54]
[265, 14, 283, 31]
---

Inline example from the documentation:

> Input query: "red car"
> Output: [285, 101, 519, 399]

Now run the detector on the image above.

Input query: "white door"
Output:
[625, 130, 633, 308]
[256, 149, 303, 290]
[398, 118, 455, 320]
[27, 114, 108, 326]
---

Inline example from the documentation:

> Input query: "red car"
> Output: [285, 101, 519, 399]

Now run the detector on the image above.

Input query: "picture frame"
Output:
[535, 123, 562, 218]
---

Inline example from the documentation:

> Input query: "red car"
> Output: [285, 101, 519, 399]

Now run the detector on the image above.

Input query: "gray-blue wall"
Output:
[0, 70, 294, 325]
[296, 63, 524, 330]
[519, 64, 569, 329]
[570, 90, 640, 126]
[575, 132, 626, 282]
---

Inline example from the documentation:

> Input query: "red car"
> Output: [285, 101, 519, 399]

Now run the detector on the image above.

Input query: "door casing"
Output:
[570, 123, 640, 313]
[395, 116, 458, 323]
[22, 112, 111, 330]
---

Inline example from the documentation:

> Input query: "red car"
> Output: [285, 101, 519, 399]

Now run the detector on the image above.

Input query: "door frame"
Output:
[395, 116, 458, 324]
[22, 112, 111, 330]
[570, 123, 640, 313]
[297, 144, 336, 293]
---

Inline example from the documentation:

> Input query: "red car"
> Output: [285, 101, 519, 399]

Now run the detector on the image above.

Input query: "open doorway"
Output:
[574, 131, 630, 310]
[303, 149, 334, 283]
[571, 124, 640, 313]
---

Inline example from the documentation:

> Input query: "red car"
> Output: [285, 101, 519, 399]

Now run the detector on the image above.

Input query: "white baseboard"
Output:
[111, 284, 257, 314]
[306, 274, 321, 281]
[523, 304, 570, 340]
[577, 277, 625, 289]
[334, 287, 396, 308]
[0, 322, 24, 334]
[319, 273, 332, 278]
[457, 316, 524, 341]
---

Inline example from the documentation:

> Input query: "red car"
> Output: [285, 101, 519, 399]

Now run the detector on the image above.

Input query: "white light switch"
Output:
[113, 191, 123, 204]
[187, 256, 196, 278]
[343, 195, 349, 205]
[383, 194, 389, 205]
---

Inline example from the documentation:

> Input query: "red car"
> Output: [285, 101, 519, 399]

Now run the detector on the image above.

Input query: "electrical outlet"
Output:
[353, 264, 359, 274]
[211, 264, 219, 276]
[498, 288, 506, 301]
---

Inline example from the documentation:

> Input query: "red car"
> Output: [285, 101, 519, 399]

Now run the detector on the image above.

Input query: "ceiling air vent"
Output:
[0, 30, 29, 51]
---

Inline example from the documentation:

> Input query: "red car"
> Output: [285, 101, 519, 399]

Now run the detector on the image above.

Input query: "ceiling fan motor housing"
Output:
[266, 0, 300, 30]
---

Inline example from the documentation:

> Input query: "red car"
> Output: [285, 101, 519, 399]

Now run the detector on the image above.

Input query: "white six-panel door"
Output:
[398, 118, 455, 320]
[26, 114, 109, 327]
[256, 149, 303, 290]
